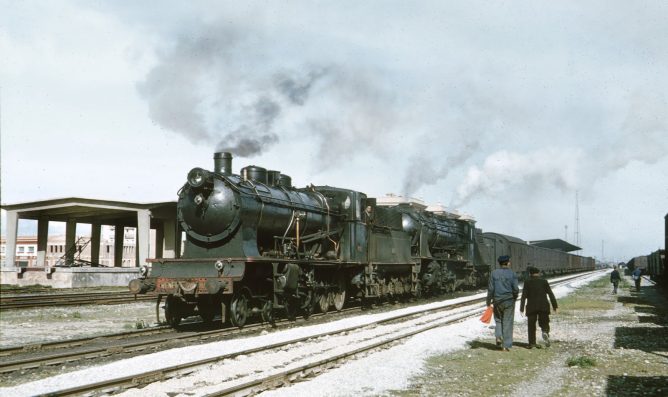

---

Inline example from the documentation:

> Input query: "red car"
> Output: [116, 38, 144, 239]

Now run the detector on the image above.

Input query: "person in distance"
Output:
[610, 265, 621, 294]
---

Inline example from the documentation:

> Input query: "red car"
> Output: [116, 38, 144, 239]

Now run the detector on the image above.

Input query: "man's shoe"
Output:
[542, 332, 550, 347]
[496, 337, 502, 347]
[503, 348, 510, 352]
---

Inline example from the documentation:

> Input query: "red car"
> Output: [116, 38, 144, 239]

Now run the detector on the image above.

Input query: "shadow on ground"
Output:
[615, 287, 668, 358]
[468, 340, 532, 351]
[606, 375, 667, 396]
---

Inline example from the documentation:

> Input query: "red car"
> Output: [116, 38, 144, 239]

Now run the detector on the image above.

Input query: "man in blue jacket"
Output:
[487, 255, 519, 351]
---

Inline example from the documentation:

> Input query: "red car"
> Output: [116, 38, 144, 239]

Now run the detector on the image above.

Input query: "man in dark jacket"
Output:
[520, 266, 558, 348]
[610, 266, 621, 294]
[632, 267, 642, 292]
[487, 255, 519, 351]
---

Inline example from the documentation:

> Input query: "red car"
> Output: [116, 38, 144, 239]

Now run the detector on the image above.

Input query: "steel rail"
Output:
[0, 292, 154, 310]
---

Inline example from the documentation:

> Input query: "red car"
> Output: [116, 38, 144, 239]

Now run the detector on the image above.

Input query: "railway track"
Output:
[0, 291, 154, 310]
[0, 305, 364, 375]
[5, 272, 597, 397]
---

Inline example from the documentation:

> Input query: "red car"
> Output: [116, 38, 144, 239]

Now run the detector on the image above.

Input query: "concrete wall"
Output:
[0, 267, 139, 288]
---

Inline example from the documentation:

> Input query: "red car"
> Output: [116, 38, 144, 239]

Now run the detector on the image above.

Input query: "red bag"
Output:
[480, 306, 493, 324]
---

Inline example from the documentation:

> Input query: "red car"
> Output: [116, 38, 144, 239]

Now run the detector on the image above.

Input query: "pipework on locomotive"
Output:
[129, 152, 594, 327]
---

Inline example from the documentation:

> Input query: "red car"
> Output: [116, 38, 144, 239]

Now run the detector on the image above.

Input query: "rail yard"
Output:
[0, 272, 595, 395]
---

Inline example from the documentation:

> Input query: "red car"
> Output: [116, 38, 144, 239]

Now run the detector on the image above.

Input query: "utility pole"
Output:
[574, 190, 581, 254]
[601, 240, 604, 263]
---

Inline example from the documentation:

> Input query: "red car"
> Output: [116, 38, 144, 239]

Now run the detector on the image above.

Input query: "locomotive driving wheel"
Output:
[198, 304, 215, 324]
[230, 290, 250, 328]
[333, 276, 346, 311]
[414, 282, 423, 299]
[164, 295, 182, 327]
[261, 300, 275, 326]
[317, 292, 329, 314]
[301, 289, 314, 320]
[333, 290, 346, 311]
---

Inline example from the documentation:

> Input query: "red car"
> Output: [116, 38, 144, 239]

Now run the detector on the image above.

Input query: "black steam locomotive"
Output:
[129, 152, 593, 327]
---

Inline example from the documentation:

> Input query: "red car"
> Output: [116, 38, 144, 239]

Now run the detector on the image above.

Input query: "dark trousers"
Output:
[493, 299, 516, 348]
[612, 281, 619, 294]
[527, 312, 550, 345]
[634, 278, 641, 292]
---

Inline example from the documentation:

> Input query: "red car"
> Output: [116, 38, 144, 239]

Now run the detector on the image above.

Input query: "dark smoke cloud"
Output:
[275, 68, 329, 105]
[402, 141, 480, 197]
[137, 24, 332, 157]
[137, 22, 397, 160]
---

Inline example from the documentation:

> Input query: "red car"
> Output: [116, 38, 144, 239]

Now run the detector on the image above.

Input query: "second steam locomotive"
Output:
[130, 152, 594, 327]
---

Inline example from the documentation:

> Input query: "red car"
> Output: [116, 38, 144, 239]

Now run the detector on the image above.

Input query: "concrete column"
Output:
[136, 210, 151, 267]
[36, 218, 49, 267]
[91, 223, 101, 265]
[4, 211, 18, 268]
[162, 219, 179, 259]
[65, 220, 76, 266]
[114, 225, 124, 267]
[155, 224, 165, 259]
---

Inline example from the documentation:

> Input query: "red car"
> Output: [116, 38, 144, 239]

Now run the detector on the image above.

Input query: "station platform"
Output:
[0, 266, 139, 288]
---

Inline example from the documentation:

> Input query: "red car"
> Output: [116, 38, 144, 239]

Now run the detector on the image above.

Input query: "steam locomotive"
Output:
[129, 152, 594, 327]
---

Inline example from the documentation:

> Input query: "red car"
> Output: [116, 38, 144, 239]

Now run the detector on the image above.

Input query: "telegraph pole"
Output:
[574, 191, 581, 254]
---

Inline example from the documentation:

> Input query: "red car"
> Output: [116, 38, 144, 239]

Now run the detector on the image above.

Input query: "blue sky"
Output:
[1, 0, 667, 262]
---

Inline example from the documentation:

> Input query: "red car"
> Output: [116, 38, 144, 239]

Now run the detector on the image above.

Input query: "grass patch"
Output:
[388, 342, 558, 396]
[72, 311, 82, 319]
[566, 355, 596, 368]
[558, 297, 614, 311]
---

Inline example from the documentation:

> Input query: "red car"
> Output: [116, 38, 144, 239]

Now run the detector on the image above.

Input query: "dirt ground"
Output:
[390, 275, 668, 397]
[0, 301, 156, 348]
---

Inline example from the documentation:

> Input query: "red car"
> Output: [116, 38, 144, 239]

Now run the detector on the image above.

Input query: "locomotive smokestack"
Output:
[214, 152, 232, 175]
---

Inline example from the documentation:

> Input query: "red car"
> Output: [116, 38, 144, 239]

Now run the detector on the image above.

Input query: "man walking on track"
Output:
[632, 267, 642, 292]
[520, 266, 558, 348]
[610, 265, 621, 294]
[487, 255, 519, 351]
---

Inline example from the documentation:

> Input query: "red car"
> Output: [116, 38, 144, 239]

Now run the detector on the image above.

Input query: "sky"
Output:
[1, 0, 666, 263]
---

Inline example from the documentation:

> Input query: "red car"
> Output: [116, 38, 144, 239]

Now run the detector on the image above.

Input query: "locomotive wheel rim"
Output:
[198, 304, 215, 323]
[301, 290, 314, 320]
[261, 300, 275, 326]
[318, 293, 329, 314]
[284, 294, 297, 321]
[414, 283, 422, 299]
[164, 296, 182, 327]
[230, 294, 248, 328]
[333, 290, 346, 311]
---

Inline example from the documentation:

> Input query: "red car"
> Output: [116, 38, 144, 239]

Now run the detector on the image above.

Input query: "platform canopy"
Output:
[529, 239, 582, 253]
[1, 197, 175, 225]
[1, 197, 178, 268]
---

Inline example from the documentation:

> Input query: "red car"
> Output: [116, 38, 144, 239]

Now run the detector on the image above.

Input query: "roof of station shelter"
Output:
[529, 239, 582, 253]
[1, 197, 177, 226]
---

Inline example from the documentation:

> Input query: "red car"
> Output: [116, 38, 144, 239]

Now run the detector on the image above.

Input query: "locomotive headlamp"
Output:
[140, 265, 149, 278]
[187, 167, 210, 188]
[214, 261, 224, 271]
[194, 193, 204, 205]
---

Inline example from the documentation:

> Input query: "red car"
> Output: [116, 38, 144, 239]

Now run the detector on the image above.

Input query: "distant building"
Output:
[0, 227, 153, 268]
